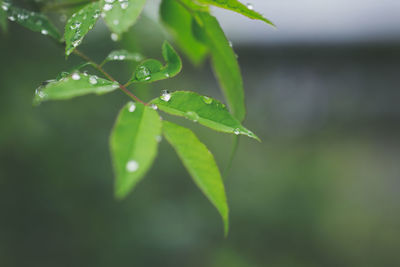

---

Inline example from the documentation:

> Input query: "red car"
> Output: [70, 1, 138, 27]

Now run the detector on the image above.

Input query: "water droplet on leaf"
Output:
[160, 90, 171, 102]
[126, 160, 139, 172]
[72, 73, 81, 80]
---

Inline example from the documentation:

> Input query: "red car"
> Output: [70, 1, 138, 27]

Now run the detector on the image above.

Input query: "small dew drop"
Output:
[126, 160, 139, 172]
[233, 128, 240, 135]
[186, 111, 199, 122]
[160, 90, 171, 102]
[89, 75, 98, 85]
[121, 2, 129, 9]
[72, 73, 81, 80]
[118, 55, 125, 60]
[110, 33, 118, 41]
[8, 16, 15, 21]
[246, 3, 254, 10]
[41, 29, 48, 35]
[128, 102, 136, 112]
[155, 135, 162, 143]
[1, 2, 9, 11]
[151, 104, 158, 110]
[103, 3, 113, 11]
[228, 41, 233, 47]
[202, 96, 212, 104]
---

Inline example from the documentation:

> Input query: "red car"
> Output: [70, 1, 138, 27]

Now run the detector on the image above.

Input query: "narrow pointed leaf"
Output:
[193, 12, 245, 121]
[197, 0, 274, 26]
[103, 49, 144, 64]
[163, 121, 229, 235]
[110, 102, 162, 199]
[65, 2, 101, 56]
[160, 0, 208, 65]
[130, 41, 182, 84]
[33, 71, 119, 105]
[4, 3, 61, 40]
[101, 0, 147, 35]
[152, 91, 259, 141]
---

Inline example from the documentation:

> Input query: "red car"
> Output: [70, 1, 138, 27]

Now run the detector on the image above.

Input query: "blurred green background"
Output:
[1, 4, 400, 267]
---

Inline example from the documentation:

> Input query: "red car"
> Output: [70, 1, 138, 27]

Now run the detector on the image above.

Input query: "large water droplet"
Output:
[126, 160, 139, 172]
[186, 111, 199, 122]
[160, 90, 171, 102]
[89, 75, 98, 85]
[128, 102, 136, 112]
[136, 65, 151, 81]
[72, 73, 81, 80]
[110, 33, 118, 42]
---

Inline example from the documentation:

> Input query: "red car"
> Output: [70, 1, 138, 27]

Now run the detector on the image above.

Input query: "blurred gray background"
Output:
[1, 0, 400, 266]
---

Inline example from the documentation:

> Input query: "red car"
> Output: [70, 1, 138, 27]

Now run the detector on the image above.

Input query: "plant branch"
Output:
[73, 49, 147, 105]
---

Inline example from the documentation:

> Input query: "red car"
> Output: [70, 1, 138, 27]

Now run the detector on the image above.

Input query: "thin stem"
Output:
[73, 49, 147, 105]
[223, 135, 240, 178]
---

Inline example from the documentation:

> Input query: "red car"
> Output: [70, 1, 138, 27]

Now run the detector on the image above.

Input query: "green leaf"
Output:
[64, 2, 101, 56]
[4, 3, 61, 40]
[0, 1, 8, 32]
[162, 120, 229, 235]
[160, 0, 208, 65]
[129, 41, 182, 84]
[196, 0, 275, 26]
[101, 0, 147, 35]
[152, 91, 259, 141]
[33, 71, 119, 105]
[102, 49, 144, 65]
[193, 12, 245, 121]
[110, 102, 162, 199]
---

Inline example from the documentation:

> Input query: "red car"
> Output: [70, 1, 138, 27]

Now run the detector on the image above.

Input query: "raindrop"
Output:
[233, 128, 240, 135]
[228, 41, 233, 47]
[8, 16, 15, 21]
[126, 160, 139, 172]
[136, 65, 151, 81]
[72, 39, 81, 47]
[120, 2, 129, 9]
[118, 55, 125, 60]
[160, 90, 171, 102]
[70, 22, 81, 30]
[72, 73, 81, 80]
[89, 75, 98, 85]
[35, 89, 47, 99]
[110, 33, 118, 41]
[41, 29, 48, 35]
[155, 135, 162, 143]
[165, 73, 170, 78]
[150, 104, 158, 110]
[202, 96, 212, 104]
[1, 2, 9, 11]
[128, 102, 136, 112]
[103, 3, 113, 11]
[246, 3, 254, 10]
[186, 111, 199, 122]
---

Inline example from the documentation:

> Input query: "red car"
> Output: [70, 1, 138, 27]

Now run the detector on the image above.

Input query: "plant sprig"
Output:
[1, 0, 273, 235]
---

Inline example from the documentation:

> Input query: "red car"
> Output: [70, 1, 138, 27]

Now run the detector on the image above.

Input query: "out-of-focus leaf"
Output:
[0, 1, 8, 32]
[64, 2, 101, 56]
[102, 49, 144, 65]
[162, 120, 229, 235]
[4, 3, 61, 40]
[152, 91, 259, 141]
[129, 41, 182, 83]
[193, 12, 245, 121]
[33, 71, 119, 105]
[160, 0, 208, 65]
[110, 102, 161, 199]
[101, 0, 147, 35]
[197, 0, 274, 26]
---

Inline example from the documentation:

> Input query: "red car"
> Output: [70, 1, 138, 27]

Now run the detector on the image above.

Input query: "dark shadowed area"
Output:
[1, 1, 400, 266]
